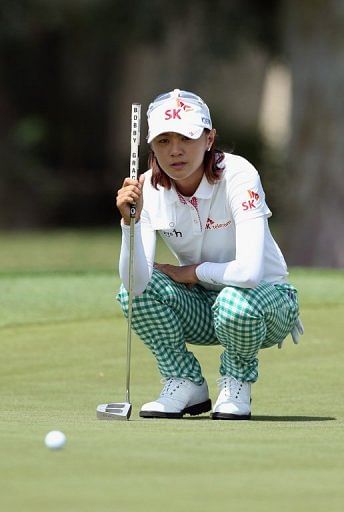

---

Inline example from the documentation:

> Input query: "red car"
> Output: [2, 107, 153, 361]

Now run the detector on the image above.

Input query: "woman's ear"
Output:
[207, 128, 216, 147]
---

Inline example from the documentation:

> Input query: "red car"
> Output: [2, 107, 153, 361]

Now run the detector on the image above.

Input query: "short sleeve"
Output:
[227, 156, 271, 224]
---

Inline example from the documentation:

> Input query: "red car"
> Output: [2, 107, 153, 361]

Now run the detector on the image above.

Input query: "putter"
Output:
[97, 103, 141, 420]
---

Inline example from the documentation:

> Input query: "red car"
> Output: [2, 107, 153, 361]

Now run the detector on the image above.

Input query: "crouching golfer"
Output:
[116, 89, 303, 420]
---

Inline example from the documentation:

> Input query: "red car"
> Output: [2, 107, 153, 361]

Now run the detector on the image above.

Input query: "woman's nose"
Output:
[170, 139, 183, 156]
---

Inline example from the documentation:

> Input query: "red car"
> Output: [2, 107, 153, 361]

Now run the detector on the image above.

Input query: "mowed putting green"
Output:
[1, 230, 343, 512]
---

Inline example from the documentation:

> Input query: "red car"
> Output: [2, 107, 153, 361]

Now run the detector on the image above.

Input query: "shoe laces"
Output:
[160, 377, 187, 398]
[217, 376, 244, 400]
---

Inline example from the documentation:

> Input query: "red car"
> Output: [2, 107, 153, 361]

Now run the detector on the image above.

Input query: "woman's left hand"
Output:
[154, 263, 199, 285]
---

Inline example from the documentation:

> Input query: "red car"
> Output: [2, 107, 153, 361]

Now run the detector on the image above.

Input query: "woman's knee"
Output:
[116, 269, 181, 315]
[214, 287, 259, 328]
[147, 269, 185, 301]
[117, 284, 129, 315]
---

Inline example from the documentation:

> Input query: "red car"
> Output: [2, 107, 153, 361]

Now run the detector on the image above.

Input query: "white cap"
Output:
[147, 89, 212, 143]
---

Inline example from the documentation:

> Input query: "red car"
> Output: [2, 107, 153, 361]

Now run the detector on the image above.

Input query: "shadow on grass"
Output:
[251, 415, 336, 422]
[183, 415, 336, 422]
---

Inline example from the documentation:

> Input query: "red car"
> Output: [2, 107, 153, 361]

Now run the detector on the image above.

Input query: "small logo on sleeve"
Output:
[242, 190, 260, 211]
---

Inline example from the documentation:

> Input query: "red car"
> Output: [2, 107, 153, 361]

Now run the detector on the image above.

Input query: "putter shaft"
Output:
[96, 103, 141, 421]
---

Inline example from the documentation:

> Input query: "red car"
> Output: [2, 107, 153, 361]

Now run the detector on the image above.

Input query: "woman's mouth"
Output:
[170, 162, 186, 169]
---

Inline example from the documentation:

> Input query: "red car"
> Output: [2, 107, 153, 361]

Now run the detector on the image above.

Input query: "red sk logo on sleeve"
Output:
[242, 190, 260, 211]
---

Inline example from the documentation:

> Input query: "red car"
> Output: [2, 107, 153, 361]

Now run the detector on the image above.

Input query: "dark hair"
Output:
[148, 131, 225, 190]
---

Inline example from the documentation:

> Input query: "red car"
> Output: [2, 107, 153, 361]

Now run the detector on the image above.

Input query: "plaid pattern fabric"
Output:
[117, 269, 299, 384]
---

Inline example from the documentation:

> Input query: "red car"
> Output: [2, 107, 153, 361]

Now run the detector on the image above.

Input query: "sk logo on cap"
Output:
[176, 99, 193, 112]
[164, 98, 194, 120]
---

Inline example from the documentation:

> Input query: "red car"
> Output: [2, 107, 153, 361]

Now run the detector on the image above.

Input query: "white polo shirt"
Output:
[119, 153, 288, 293]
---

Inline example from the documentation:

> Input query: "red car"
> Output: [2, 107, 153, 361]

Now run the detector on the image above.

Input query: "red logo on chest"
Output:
[205, 218, 231, 230]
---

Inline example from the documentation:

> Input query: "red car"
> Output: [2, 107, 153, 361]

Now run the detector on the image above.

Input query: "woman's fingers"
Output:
[116, 176, 144, 223]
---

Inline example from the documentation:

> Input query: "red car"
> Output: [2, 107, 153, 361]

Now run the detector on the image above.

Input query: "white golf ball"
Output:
[44, 430, 66, 450]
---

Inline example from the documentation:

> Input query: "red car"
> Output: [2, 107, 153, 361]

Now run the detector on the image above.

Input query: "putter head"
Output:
[96, 402, 132, 420]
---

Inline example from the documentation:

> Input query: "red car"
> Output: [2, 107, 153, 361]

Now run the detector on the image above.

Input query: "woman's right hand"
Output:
[116, 174, 145, 225]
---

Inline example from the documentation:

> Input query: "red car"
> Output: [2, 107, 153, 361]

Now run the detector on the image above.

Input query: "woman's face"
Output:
[151, 130, 216, 187]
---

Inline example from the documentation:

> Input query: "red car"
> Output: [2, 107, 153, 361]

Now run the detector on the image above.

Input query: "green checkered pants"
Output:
[117, 269, 299, 384]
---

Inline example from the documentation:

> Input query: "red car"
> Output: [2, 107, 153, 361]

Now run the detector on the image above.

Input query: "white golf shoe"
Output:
[140, 377, 211, 419]
[212, 376, 251, 420]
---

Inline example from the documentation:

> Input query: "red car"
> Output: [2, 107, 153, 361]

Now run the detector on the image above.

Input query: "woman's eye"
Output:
[157, 138, 168, 144]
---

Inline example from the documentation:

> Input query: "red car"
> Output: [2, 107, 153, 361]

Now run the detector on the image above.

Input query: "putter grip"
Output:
[126, 103, 141, 405]
[130, 103, 141, 219]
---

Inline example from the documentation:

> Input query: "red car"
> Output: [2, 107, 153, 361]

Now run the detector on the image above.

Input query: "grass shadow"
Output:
[184, 415, 212, 420]
[183, 415, 337, 422]
[251, 415, 336, 422]
[137, 414, 336, 422]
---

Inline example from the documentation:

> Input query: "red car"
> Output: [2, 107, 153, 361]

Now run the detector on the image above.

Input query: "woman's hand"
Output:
[154, 263, 199, 286]
[116, 175, 145, 225]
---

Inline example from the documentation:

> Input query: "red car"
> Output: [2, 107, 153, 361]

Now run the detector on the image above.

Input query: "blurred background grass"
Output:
[0, 228, 175, 273]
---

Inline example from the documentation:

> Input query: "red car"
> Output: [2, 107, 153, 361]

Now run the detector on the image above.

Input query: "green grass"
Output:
[1, 230, 344, 512]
